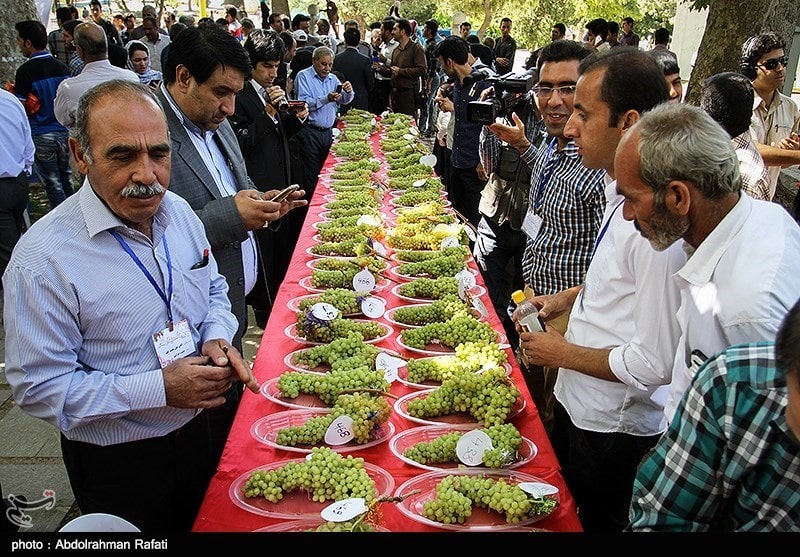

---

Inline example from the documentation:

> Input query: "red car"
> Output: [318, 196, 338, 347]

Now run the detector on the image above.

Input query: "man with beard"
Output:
[3, 80, 260, 532]
[614, 101, 800, 425]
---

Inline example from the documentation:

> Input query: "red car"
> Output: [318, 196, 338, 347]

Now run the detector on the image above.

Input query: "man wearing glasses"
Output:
[740, 32, 800, 204]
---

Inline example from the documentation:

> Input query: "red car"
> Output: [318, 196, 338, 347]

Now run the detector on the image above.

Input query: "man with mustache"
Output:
[3, 79, 259, 532]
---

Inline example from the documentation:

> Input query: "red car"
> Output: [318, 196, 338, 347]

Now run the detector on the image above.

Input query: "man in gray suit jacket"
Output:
[156, 24, 307, 350]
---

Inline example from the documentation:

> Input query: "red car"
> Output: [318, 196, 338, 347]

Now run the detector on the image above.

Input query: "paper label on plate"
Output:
[519, 482, 559, 498]
[464, 225, 477, 242]
[409, 126, 419, 136]
[320, 498, 369, 522]
[371, 118, 377, 126]
[440, 236, 460, 249]
[310, 302, 341, 321]
[375, 352, 406, 382]
[458, 280, 466, 301]
[455, 269, 476, 290]
[456, 430, 493, 466]
[361, 296, 386, 318]
[412, 178, 427, 188]
[324, 415, 355, 446]
[419, 154, 437, 167]
[403, 133, 415, 140]
[471, 296, 489, 318]
[372, 242, 387, 256]
[353, 269, 376, 292]
[357, 214, 381, 227]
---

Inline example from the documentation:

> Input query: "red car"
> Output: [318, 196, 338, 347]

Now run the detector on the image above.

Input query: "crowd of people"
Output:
[1, 3, 799, 534]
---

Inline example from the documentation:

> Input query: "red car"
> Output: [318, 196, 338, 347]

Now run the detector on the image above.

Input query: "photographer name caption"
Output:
[11, 538, 168, 551]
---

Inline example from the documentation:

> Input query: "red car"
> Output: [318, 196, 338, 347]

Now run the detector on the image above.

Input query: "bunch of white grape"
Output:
[332, 158, 380, 174]
[396, 254, 467, 278]
[403, 423, 523, 468]
[332, 139, 373, 159]
[276, 366, 389, 405]
[310, 236, 372, 257]
[317, 223, 385, 243]
[392, 294, 471, 327]
[397, 277, 461, 300]
[394, 246, 467, 264]
[400, 314, 499, 350]
[242, 446, 377, 504]
[405, 341, 508, 383]
[297, 289, 370, 316]
[295, 312, 387, 343]
[291, 332, 379, 370]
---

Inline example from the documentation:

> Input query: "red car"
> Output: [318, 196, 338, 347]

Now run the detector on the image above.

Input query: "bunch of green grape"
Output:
[337, 128, 371, 142]
[380, 138, 415, 153]
[396, 254, 467, 279]
[421, 474, 558, 525]
[405, 367, 520, 426]
[317, 215, 363, 229]
[383, 125, 414, 139]
[394, 201, 452, 221]
[392, 189, 447, 208]
[297, 288, 367, 316]
[388, 176, 444, 192]
[295, 312, 387, 343]
[332, 139, 373, 159]
[332, 158, 380, 174]
[396, 277, 461, 300]
[277, 366, 390, 405]
[405, 341, 508, 384]
[242, 446, 377, 504]
[291, 332, 380, 370]
[382, 113, 414, 127]
[403, 423, 523, 468]
[328, 182, 375, 194]
[310, 235, 372, 257]
[276, 391, 392, 446]
[386, 152, 427, 170]
[324, 194, 379, 212]
[400, 314, 499, 350]
[313, 256, 387, 274]
[391, 294, 470, 327]
[394, 246, 468, 263]
[307, 520, 378, 532]
[317, 223, 385, 243]
[341, 108, 374, 122]
[327, 175, 372, 188]
[311, 267, 382, 289]
[325, 206, 381, 220]
[386, 164, 433, 179]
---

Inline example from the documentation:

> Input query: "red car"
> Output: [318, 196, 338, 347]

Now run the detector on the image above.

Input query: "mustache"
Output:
[120, 182, 166, 198]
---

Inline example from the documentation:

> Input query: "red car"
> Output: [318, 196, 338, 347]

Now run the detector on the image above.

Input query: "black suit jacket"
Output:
[333, 48, 374, 112]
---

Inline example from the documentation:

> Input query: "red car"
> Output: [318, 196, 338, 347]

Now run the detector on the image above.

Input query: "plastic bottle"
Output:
[511, 290, 545, 333]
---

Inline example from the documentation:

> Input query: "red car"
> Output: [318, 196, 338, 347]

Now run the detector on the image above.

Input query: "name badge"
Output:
[522, 211, 543, 240]
[153, 319, 195, 368]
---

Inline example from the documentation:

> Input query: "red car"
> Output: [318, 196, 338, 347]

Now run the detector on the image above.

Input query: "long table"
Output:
[192, 119, 582, 533]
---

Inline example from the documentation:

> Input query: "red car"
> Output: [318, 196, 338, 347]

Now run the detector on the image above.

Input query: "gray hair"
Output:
[312, 45, 334, 61]
[72, 80, 166, 163]
[635, 102, 741, 202]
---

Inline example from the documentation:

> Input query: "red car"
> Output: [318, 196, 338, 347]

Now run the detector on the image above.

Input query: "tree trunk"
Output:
[272, 0, 290, 19]
[685, 0, 800, 104]
[475, 0, 492, 40]
[0, 0, 40, 84]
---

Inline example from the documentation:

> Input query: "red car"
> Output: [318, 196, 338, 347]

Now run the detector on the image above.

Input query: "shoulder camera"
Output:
[467, 71, 537, 125]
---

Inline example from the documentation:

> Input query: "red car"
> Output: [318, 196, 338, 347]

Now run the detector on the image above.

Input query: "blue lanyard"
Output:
[592, 200, 624, 255]
[533, 138, 558, 211]
[109, 230, 174, 327]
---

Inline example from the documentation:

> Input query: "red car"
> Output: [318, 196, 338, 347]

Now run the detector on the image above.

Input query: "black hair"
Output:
[465, 34, 479, 44]
[538, 39, 593, 67]
[164, 24, 252, 85]
[585, 18, 608, 40]
[578, 47, 670, 126]
[435, 35, 469, 65]
[15, 20, 48, 50]
[291, 13, 310, 29]
[244, 28, 285, 65]
[740, 32, 786, 80]
[62, 19, 81, 36]
[608, 21, 619, 35]
[396, 18, 412, 36]
[343, 27, 360, 47]
[649, 49, 680, 76]
[776, 299, 800, 379]
[169, 22, 187, 40]
[700, 71, 755, 138]
[424, 19, 438, 33]
[553, 23, 566, 36]
[654, 27, 670, 45]
[56, 6, 72, 24]
[279, 30, 295, 50]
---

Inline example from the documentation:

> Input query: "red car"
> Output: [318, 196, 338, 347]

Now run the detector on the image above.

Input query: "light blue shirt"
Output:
[3, 184, 238, 445]
[0, 89, 34, 178]
[295, 65, 354, 129]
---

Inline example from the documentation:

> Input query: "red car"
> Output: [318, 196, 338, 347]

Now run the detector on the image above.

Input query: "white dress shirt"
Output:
[0, 89, 34, 178]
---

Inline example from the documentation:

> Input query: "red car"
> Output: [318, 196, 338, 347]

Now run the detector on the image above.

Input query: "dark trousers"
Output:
[551, 400, 661, 532]
[792, 185, 800, 224]
[433, 142, 451, 189]
[390, 88, 417, 118]
[60, 387, 241, 533]
[0, 172, 29, 280]
[449, 165, 486, 229]
[299, 126, 333, 195]
[369, 78, 391, 115]
[473, 215, 526, 349]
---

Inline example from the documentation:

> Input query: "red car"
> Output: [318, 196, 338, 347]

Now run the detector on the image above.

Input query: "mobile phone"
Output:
[269, 184, 300, 202]
[336, 84, 343, 94]
[149, 79, 162, 88]
[288, 100, 305, 110]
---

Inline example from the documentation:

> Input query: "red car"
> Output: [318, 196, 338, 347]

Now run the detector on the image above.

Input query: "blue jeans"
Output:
[418, 72, 441, 134]
[33, 130, 74, 209]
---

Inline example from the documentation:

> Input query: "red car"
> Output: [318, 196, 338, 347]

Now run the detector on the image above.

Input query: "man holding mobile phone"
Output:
[229, 29, 310, 328]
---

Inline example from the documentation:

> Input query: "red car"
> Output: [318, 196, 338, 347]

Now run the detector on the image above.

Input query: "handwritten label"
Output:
[455, 269, 476, 290]
[372, 242, 387, 256]
[320, 498, 369, 522]
[458, 280, 467, 301]
[419, 154, 437, 167]
[463, 225, 477, 242]
[472, 296, 489, 318]
[456, 429, 493, 466]
[324, 415, 355, 446]
[440, 236, 460, 249]
[409, 126, 419, 136]
[412, 179, 427, 188]
[375, 352, 406, 383]
[519, 482, 559, 499]
[403, 133, 415, 140]
[352, 269, 376, 292]
[310, 302, 341, 321]
[361, 296, 386, 318]
[357, 214, 381, 227]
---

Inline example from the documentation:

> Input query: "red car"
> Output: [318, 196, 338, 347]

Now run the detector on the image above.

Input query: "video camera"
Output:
[467, 71, 537, 125]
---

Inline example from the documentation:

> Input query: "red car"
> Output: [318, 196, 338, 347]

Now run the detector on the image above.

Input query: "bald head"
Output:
[74, 22, 108, 62]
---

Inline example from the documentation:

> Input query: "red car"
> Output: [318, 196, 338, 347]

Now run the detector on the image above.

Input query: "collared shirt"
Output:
[664, 193, 800, 423]
[451, 67, 493, 169]
[493, 35, 517, 74]
[160, 85, 259, 296]
[68, 51, 84, 76]
[629, 341, 800, 531]
[334, 39, 372, 58]
[47, 29, 69, 65]
[750, 90, 800, 199]
[0, 89, 34, 178]
[54, 59, 139, 128]
[733, 131, 771, 201]
[554, 178, 685, 436]
[375, 38, 398, 81]
[423, 34, 443, 79]
[389, 39, 426, 90]
[3, 184, 237, 445]
[519, 138, 606, 295]
[13, 50, 70, 136]
[478, 108, 543, 175]
[295, 67, 354, 129]
[142, 33, 170, 72]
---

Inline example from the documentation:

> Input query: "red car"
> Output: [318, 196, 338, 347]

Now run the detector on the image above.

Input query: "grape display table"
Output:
[192, 118, 583, 533]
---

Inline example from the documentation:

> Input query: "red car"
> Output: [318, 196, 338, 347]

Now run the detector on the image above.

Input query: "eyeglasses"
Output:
[532, 85, 577, 99]
[757, 55, 789, 71]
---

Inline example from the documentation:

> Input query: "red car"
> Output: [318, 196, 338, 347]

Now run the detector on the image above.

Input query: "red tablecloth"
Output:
[192, 124, 582, 533]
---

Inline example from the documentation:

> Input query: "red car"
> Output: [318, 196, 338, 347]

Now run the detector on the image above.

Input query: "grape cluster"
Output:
[242, 446, 377, 504]
[394, 246, 468, 263]
[387, 164, 433, 180]
[276, 391, 392, 446]
[396, 255, 467, 279]
[400, 314, 499, 350]
[310, 235, 372, 257]
[394, 201, 451, 221]
[325, 206, 382, 220]
[332, 139, 373, 159]
[276, 366, 390, 405]
[325, 193, 379, 212]
[405, 341, 508, 384]
[295, 312, 387, 343]
[292, 332, 380, 370]
[421, 474, 559, 525]
[310, 266, 382, 289]
[332, 158, 380, 174]
[307, 520, 377, 532]
[405, 367, 520, 426]
[316, 256, 386, 273]
[388, 176, 445, 192]
[298, 288, 368, 316]
[397, 277, 461, 300]
[392, 295, 470, 327]
[318, 223, 385, 243]
[403, 423, 523, 468]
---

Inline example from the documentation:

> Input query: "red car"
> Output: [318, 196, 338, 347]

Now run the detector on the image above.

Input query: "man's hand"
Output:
[341, 80, 353, 94]
[780, 132, 800, 150]
[202, 339, 260, 394]
[476, 162, 488, 181]
[263, 188, 308, 218]
[532, 287, 580, 321]
[518, 327, 567, 369]
[327, 89, 342, 103]
[487, 111, 529, 152]
[233, 189, 283, 230]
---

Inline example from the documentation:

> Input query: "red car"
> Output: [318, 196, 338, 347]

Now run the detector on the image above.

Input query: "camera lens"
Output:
[275, 98, 290, 113]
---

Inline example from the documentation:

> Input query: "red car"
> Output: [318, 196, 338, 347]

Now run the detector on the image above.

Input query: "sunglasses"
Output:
[757, 55, 789, 71]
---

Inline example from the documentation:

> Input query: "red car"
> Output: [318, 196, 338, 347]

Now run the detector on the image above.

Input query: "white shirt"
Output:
[142, 33, 170, 72]
[0, 89, 34, 178]
[554, 178, 685, 436]
[664, 193, 800, 422]
[54, 59, 139, 128]
[749, 90, 800, 200]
